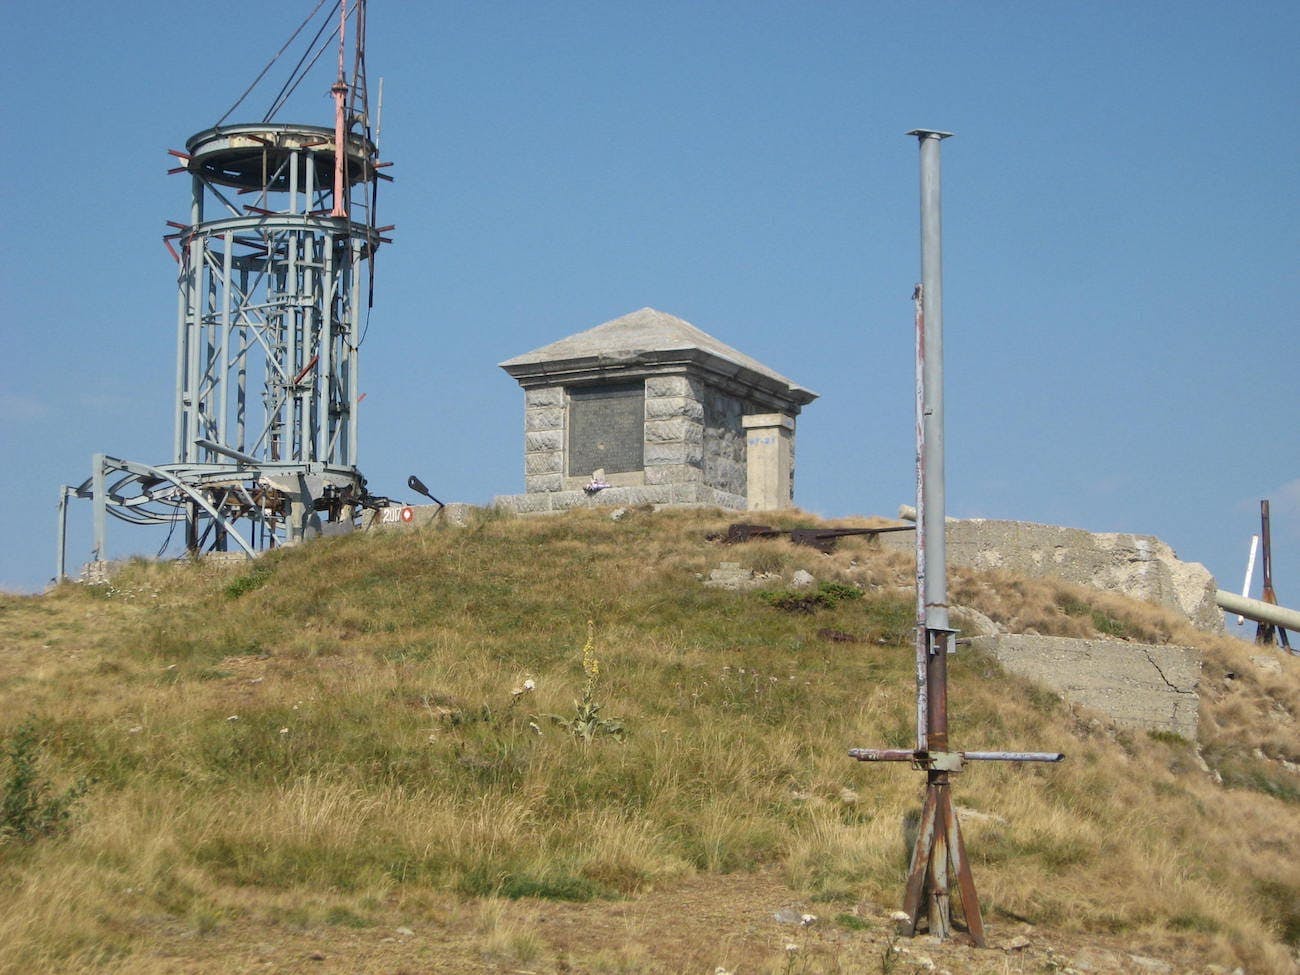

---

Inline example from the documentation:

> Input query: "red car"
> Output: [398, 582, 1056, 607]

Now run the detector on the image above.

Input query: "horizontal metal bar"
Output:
[963, 751, 1064, 763]
[194, 439, 259, 465]
[849, 748, 1064, 763]
[848, 748, 916, 762]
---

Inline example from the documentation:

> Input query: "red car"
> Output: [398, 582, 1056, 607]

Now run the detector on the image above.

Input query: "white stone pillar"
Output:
[742, 413, 795, 511]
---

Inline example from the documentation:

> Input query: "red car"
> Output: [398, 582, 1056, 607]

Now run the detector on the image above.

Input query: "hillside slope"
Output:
[1, 508, 1297, 974]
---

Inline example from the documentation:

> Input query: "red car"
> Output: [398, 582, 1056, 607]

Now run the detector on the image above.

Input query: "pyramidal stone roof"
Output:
[500, 307, 817, 408]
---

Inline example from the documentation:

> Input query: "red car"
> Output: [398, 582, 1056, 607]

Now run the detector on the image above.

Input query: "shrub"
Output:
[1, 722, 89, 844]
[759, 581, 864, 614]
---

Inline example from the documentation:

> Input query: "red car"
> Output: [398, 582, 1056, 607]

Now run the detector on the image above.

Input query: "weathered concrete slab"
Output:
[494, 484, 747, 514]
[969, 635, 1201, 739]
[882, 516, 1221, 631]
[367, 503, 479, 530]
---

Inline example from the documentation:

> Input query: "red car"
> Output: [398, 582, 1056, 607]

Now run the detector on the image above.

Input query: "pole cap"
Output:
[906, 129, 954, 140]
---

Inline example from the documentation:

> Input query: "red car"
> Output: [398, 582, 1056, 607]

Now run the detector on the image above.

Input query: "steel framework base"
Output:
[902, 774, 984, 946]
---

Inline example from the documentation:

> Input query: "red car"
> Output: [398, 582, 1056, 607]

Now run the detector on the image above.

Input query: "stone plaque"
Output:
[568, 383, 644, 476]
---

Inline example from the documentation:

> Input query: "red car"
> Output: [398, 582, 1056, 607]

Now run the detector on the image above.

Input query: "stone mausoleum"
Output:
[495, 308, 817, 513]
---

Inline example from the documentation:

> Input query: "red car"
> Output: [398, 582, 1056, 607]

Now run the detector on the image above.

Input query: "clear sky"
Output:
[1, 2, 1296, 624]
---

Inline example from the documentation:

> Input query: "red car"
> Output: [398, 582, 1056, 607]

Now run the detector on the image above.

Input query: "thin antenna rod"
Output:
[330, 0, 349, 217]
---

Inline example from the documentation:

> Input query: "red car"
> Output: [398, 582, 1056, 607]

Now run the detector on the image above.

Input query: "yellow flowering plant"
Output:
[550, 620, 625, 743]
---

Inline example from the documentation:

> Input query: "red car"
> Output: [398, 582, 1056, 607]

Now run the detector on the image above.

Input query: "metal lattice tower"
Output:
[59, 1, 391, 576]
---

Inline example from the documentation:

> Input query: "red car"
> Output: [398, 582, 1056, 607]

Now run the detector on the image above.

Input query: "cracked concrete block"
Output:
[881, 518, 1222, 631]
[970, 635, 1200, 739]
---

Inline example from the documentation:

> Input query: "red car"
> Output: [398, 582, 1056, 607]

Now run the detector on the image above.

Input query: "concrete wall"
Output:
[969, 635, 1201, 739]
[882, 517, 1221, 632]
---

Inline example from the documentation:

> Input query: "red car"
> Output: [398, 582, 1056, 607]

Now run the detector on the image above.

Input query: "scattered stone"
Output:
[799, 913, 817, 926]
[307, 951, 326, 961]
[128, 726, 142, 735]
[912, 957, 935, 971]
[705, 562, 760, 591]
[395, 926, 414, 937]
[1126, 954, 1172, 974]
[889, 910, 911, 923]
[773, 906, 802, 925]
[791, 569, 816, 589]
[609, 507, 627, 522]
[1250, 653, 1282, 674]
[839, 787, 859, 805]
[1004, 935, 1031, 951]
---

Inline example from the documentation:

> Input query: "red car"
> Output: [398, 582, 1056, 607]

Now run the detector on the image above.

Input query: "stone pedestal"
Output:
[742, 413, 795, 511]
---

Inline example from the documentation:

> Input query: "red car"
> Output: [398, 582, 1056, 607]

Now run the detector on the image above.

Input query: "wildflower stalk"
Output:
[550, 620, 624, 742]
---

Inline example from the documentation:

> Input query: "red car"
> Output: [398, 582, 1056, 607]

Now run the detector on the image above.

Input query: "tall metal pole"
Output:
[851, 129, 1062, 950]
[56, 486, 71, 582]
[909, 128, 964, 943]
[912, 129, 952, 638]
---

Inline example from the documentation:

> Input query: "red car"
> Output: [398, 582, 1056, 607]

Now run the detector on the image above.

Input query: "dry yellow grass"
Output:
[0, 507, 1296, 973]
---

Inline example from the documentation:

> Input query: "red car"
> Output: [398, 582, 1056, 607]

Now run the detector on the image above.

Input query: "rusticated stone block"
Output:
[525, 407, 564, 432]
[525, 472, 563, 493]
[645, 375, 691, 398]
[525, 430, 563, 453]
[525, 386, 565, 408]
[645, 464, 700, 486]
[644, 442, 703, 467]
[644, 396, 705, 421]
[524, 452, 563, 475]
[645, 418, 691, 443]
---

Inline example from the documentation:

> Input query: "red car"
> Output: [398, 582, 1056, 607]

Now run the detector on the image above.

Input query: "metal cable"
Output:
[261, 0, 341, 122]
[213, 0, 333, 128]
[262, 33, 335, 122]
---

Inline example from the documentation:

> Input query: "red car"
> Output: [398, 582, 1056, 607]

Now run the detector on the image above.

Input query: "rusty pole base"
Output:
[902, 776, 985, 948]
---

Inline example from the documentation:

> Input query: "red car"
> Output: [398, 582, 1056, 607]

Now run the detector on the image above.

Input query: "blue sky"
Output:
[1, 2, 1296, 622]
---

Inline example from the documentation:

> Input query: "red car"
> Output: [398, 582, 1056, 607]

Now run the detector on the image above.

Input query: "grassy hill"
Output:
[1, 507, 1297, 974]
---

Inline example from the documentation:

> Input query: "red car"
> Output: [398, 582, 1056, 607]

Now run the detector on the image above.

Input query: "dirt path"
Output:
[119, 871, 1216, 975]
